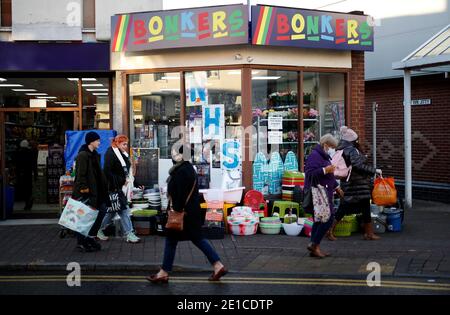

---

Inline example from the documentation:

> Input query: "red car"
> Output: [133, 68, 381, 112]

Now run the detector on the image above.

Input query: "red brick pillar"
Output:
[350, 51, 366, 144]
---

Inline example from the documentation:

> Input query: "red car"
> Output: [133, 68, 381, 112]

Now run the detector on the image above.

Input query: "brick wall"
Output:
[350, 51, 366, 142]
[365, 73, 450, 193]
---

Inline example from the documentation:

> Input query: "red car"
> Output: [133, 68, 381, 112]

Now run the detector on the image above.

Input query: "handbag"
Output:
[106, 176, 128, 213]
[165, 180, 197, 232]
[312, 184, 331, 223]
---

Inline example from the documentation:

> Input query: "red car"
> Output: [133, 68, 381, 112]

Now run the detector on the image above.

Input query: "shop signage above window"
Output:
[251, 5, 374, 51]
[111, 5, 248, 52]
[111, 5, 374, 52]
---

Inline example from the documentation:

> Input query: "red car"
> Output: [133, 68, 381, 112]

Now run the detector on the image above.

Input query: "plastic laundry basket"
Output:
[334, 216, 353, 237]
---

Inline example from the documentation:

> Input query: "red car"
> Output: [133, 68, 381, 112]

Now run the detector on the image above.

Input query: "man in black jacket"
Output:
[72, 131, 109, 252]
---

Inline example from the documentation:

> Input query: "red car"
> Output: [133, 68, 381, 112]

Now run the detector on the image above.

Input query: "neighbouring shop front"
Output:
[111, 4, 373, 197]
[0, 42, 113, 219]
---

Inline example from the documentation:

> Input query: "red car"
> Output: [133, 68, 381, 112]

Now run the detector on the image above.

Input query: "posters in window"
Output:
[202, 104, 225, 140]
[186, 72, 208, 107]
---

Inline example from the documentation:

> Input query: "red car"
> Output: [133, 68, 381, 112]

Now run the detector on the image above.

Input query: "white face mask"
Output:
[327, 148, 336, 157]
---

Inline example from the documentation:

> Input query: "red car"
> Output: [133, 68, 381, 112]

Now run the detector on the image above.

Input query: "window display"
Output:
[128, 73, 181, 159]
[303, 72, 345, 158]
[252, 70, 299, 161]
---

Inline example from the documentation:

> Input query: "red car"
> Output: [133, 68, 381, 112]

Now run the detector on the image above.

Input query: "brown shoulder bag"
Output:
[165, 180, 196, 232]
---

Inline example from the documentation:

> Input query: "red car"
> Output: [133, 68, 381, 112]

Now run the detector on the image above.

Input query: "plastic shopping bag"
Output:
[58, 198, 99, 236]
[372, 176, 398, 206]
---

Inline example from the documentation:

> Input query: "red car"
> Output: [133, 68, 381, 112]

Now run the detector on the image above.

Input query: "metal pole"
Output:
[372, 102, 378, 169]
[404, 70, 412, 210]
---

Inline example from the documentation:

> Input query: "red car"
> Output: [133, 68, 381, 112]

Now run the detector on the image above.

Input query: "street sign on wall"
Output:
[251, 5, 374, 51]
[111, 5, 248, 52]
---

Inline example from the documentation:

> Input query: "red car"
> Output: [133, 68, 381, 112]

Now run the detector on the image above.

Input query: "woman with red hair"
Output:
[97, 135, 141, 243]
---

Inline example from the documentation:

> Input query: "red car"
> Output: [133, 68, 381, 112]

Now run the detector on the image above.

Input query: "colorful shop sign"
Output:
[222, 139, 242, 171]
[251, 5, 374, 51]
[111, 5, 248, 52]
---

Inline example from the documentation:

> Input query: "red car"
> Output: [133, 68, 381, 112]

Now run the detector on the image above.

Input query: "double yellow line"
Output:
[0, 275, 449, 292]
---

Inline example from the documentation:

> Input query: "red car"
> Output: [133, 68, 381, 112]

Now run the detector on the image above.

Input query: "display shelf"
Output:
[304, 118, 319, 122]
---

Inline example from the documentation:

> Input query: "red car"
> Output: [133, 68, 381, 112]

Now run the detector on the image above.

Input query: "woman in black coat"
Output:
[330, 126, 382, 240]
[97, 135, 140, 244]
[147, 146, 227, 283]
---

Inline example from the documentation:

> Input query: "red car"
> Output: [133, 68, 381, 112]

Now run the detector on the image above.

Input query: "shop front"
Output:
[0, 42, 113, 219]
[111, 4, 373, 197]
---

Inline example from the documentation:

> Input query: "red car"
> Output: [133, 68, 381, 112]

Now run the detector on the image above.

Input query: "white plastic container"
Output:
[282, 223, 303, 236]
[199, 187, 245, 203]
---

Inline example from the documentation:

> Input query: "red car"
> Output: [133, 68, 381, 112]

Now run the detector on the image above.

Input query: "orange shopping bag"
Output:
[372, 176, 398, 206]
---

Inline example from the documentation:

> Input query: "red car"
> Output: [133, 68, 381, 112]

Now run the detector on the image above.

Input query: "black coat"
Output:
[337, 140, 376, 204]
[72, 145, 109, 209]
[166, 161, 203, 241]
[103, 147, 131, 192]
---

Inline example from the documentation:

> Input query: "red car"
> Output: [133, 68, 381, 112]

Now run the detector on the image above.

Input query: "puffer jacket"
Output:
[337, 140, 376, 204]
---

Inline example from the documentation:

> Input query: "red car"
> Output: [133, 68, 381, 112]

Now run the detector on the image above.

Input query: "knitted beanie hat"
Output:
[340, 126, 358, 142]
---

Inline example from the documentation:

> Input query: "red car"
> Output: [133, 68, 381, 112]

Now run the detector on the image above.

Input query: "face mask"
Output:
[328, 148, 336, 157]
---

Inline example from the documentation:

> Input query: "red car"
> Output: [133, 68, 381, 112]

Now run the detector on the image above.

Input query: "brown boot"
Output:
[326, 220, 338, 241]
[309, 244, 329, 258]
[363, 223, 381, 240]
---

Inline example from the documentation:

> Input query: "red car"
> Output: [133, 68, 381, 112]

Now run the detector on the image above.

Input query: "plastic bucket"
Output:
[386, 210, 402, 232]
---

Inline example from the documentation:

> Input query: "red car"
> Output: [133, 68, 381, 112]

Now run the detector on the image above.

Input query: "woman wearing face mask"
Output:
[146, 144, 227, 283]
[304, 134, 344, 258]
[329, 126, 383, 241]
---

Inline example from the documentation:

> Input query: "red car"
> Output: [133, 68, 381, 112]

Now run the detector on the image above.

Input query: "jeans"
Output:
[76, 203, 107, 244]
[161, 236, 220, 272]
[311, 215, 334, 245]
[100, 208, 133, 236]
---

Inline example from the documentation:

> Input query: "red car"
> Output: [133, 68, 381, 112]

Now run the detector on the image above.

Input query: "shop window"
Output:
[1, 0, 12, 27]
[128, 72, 181, 159]
[184, 70, 242, 189]
[0, 77, 78, 108]
[252, 70, 299, 161]
[303, 72, 345, 158]
[81, 77, 111, 130]
[83, 0, 95, 29]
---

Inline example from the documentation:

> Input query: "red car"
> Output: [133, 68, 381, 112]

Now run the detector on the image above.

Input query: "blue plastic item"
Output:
[385, 208, 402, 232]
[5, 186, 14, 218]
[64, 130, 117, 171]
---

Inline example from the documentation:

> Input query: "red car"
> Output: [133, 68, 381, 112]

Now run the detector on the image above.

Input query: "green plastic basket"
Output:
[334, 216, 353, 237]
[349, 214, 360, 233]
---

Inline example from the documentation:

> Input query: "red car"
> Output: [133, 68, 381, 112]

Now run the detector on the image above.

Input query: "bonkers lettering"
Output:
[252, 5, 374, 51]
[111, 5, 248, 52]
[111, 5, 374, 52]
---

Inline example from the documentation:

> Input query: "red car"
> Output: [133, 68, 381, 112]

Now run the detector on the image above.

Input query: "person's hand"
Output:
[139, 185, 145, 190]
[80, 188, 89, 194]
[376, 169, 382, 176]
[336, 187, 344, 198]
[324, 165, 336, 174]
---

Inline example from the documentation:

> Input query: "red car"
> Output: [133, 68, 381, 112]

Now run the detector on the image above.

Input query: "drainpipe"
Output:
[372, 102, 378, 169]
[404, 70, 412, 210]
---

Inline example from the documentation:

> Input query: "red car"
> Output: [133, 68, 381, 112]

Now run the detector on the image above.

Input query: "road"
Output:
[0, 271, 449, 295]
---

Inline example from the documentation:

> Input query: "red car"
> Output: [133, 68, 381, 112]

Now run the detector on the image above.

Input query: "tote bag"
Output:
[58, 198, 99, 236]
[312, 184, 331, 223]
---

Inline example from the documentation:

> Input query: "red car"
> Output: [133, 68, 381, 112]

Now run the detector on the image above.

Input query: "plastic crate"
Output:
[334, 216, 353, 237]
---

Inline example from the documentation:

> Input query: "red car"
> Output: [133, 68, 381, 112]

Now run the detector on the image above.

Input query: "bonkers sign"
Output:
[111, 5, 248, 52]
[251, 5, 374, 51]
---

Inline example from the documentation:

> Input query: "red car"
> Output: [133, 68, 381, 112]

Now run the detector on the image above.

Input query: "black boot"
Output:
[86, 236, 102, 251]
[76, 236, 94, 252]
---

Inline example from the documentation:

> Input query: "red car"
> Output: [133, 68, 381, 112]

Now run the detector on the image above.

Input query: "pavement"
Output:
[0, 199, 449, 279]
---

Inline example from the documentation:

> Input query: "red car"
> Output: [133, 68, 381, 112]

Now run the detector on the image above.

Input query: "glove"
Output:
[375, 169, 382, 175]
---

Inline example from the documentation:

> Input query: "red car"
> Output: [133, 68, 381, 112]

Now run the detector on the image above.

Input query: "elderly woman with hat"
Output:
[329, 126, 383, 241]
[96, 135, 141, 244]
